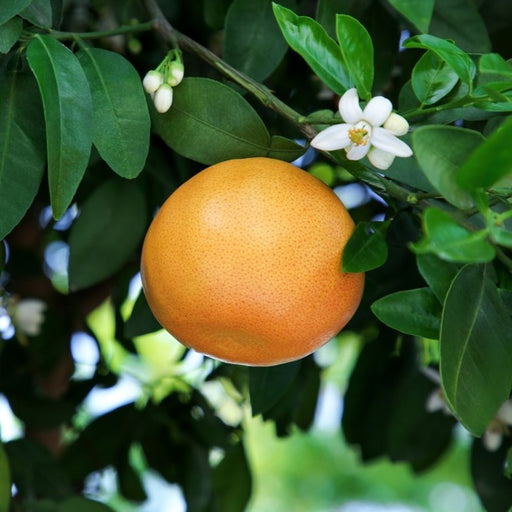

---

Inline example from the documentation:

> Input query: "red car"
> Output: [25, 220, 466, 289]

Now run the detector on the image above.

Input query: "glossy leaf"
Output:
[0, 0, 31, 25]
[411, 51, 459, 105]
[250, 360, 301, 416]
[153, 77, 300, 164]
[457, 114, 512, 190]
[19, 0, 53, 28]
[402, 34, 476, 86]
[0, 71, 45, 239]
[335, 14, 373, 99]
[412, 207, 495, 263]
[0, 442, 9, 512]
[429, 0, 490, 53]
[77, 47, 150, 178]
[412, 125, 480, 209]
[0, 17, 22, 53]
[440, 264, 512, 435]
[416, 253, 458, 303]
[224, 0, 295, 81]
[26, 34, 93, 219]
[343, 220, 389, 272]
[68, 179, 147, 290]
[479, 53, 512, 77]
[273, 3, 351, 95]
[387, 0, 433, 33]
[316, 0, 373, 36]
[371, 288, 441, 339]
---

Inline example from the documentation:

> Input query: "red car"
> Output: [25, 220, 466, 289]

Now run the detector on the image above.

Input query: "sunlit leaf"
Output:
[479, 53, 512, 77]
[0, 71, 45, 239]
[273, 3, 351, 94]
[440, 264, 512, 435]
[77, 47, 150, 178]
[26, 34, 93, 219]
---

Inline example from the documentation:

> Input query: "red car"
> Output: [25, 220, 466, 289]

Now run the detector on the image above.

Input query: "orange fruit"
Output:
[140, 157, 364, 366]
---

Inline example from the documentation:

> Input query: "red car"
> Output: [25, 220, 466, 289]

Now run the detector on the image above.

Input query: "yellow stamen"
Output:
[348, 127, 370, 146]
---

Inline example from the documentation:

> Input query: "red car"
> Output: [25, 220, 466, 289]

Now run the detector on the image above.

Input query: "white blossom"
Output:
[310, 88, 413, 170]
[142, 70, 164, 94]
[13, 298, 47, 337]
[153, 84, 174, 113]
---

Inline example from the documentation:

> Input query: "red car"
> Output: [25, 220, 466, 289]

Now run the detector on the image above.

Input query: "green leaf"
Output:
[249, 360, 301, 416]
[0, 17, 22, 53]
[153, 77, 295, 165]
[68, 179, 147, 290]
[272, 3, 351, 95]
[0, 71, 45, 240]
[124, 290, 161, 338]
[0, 0, 31, 25]
[440, 264, 512, 435]
[412, 125, 480, 209]
[59, 497, 114, 512]
[402, 34, 476, 86]
[0, 442, 9, 512]
[386, 0, 434, 33]
[343, 221, 389, 272]
[267, 135, 305, 161]
[224, 0, 295, 81]
[211, 442, 252, 512]
[412, 207, 495, 263]
[19, 0, 53, 28]
[457, 115, 512, 191]
[26, 35, 93, 219]
[316, 0, 373, 37]
[371, 288, 441, 339]
[335, 14, 373, 99]
[411, 50, 459, 105]
[429, 0, 490, 53]
[416, 253, 459, 303]
[77, 47, 150, 178]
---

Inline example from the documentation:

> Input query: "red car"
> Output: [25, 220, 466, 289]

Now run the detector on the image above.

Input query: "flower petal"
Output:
[368, 147, 395, 170]
[339, 88, 363, 124]
[363, 96, 392, 126]
[346, 142, 370, 160]
[383, 112, 409, 136]
[310, 124, 351, 151]
[371, 127, 413, 157]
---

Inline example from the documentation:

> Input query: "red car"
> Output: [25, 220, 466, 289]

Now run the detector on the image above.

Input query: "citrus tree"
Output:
[1, 0, 512, 510]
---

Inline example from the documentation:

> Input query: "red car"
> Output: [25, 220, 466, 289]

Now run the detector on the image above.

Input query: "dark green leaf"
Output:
[412, 125, 480, 209]
[0, 442, 9, 512]
[59, 497, 115, 512]
[411, 207, 495, 263]
[224, 0, 295, 81]
[440, 264, 512, 435]
[457, 115, 512, 191]
[471, 440, 512, 512]
[0, 71, 45, 239]
[0, 17, 22, 53]
[20, 0, 52, 28]
[211, 442, 252, 512]
[267, 135, 305, 161]
[0, 0, 31, 25]
[316, 0, 373, 37]
[343, 220, 389, 272]
[250, 360, 301, 415]
[411, 51, 459, 105]
[403, 34, 476, 86]
[335, 14, 373, 99]
[479, 53, 512, 77]
[371, 288, 441, 339]
[77, 47, 150, 178]
[416, 253, 459, 303]
[387, 0, 434, 33]
[26, 34, 93, 219]
[154, 77, 281, 164]
[272, 3, 351, 95]
[429, 0, 490, 53]
[125, 290, 162, 338]
[68, 179, 147, 290]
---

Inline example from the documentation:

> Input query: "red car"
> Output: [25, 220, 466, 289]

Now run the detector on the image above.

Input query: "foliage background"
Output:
[1, 0, 512, 510]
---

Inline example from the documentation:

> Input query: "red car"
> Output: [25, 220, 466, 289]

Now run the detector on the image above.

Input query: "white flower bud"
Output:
[167, 61, 184, 87]
[142, 70, 164, 94]
[153, 84, 173, 113]
[383, 112, 409, 136]
[368, 147, 395, 170]
[483, 422, 503, 452]
[426, 389, 446, 413]
[497, 399, 512, 425]
[14, 298, 47, 336]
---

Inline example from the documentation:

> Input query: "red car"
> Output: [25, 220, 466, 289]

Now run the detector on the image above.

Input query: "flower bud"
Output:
[142, 70, 163, 94]
[383, 112, 409, 136]
[368, 147, 395, 170]
[14, 298, 47, 336]
[483, 422, 503, 452]
[167, 61, 184, 87]
[497, 399, 512, 425]
[153, 84, 173, 113]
